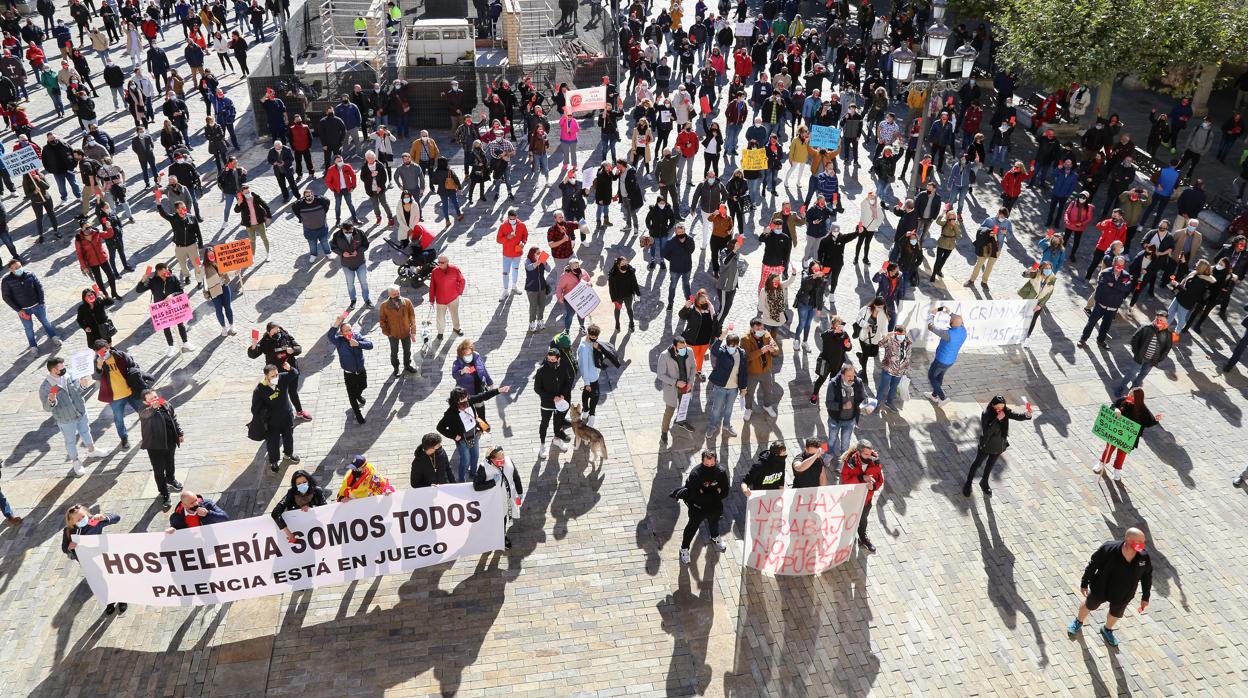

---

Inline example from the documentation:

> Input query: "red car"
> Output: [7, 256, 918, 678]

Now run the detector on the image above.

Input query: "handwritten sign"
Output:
[213, 239, 254, 273]
[1092, 404, 1143, 453]
[741, 148, 767, 171]
[68, 350, 95, 381]
[2, 147, 42, 177]
[581, 166, 596, 191]
[896, 294, 1036, 350]
[566, 86, 607, 114]
[149, 293, 193, 331]
[744, 484, 869, 575]
[733, 21, 754, 36]
[565, 280, 600, 319]
[810, 125, 841, 151]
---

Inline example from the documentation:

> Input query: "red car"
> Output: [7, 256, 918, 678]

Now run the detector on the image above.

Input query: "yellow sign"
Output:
[741, 148, 767, 171]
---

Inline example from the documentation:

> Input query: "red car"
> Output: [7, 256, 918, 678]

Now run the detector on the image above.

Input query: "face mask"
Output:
[296, 482, 310, 494]
[12, 267, 24, 275]
[1129, 541, 1145, 552]
[909, 239, 917, 246]
[351, 466, 364, 476]
[677, 347, 688, 357]
[56, 367, 67, 376]
[753, 330, 765, 338]
[1042, 268, 1054, 277]
[491, 458, 506, 467]
[75, 517, 88, 529]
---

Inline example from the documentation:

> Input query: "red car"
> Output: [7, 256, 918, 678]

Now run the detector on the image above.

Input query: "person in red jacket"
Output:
[428, 254, 465, 339]
[496, 208, 528, 300]
[999, 160, 1031, 214]
[324, 154, 361, 225]
[288, 115, 315, 178]
[1086, 209, 1128, 280]
[840, 440, 884, 552]
[675, 123, 699, 190]
[74, 226, 118, 299]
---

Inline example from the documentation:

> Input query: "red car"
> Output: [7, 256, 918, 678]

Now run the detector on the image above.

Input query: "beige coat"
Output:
[656, 347, 697, 407]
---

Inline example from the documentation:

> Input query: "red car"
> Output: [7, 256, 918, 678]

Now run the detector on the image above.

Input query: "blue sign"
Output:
[810, 125, 841, 151]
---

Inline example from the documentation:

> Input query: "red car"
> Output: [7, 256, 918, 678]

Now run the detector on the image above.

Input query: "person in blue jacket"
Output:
[327, 314, 375, 424]
[1143, 160, 1181, 227]
[61, 503, 125, 614]
[1046, 159, 1079, 228]
[925, 307, 966, 405]
[166, 490, 230, 531]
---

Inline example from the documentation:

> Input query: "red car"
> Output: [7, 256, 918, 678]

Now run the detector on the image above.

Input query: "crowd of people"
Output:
[3, 0, 1233, 644]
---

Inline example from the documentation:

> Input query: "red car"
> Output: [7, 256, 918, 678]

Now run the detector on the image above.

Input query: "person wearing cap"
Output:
[336, 455, 395, 501]
[741, 442, 788, 496]
[962, 396, 1032, 497]
[675, 449, 729, 564]
[474, 445, 523, 549]
[839, 441, 883, 552]
[1067, 528, 1152, 647]
[925, 308, 966, 405]
[534, 346, 573, 457]
[327, 314, 375, 424]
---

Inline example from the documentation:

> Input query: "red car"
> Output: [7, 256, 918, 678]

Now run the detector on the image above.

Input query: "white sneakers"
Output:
[742, 409, 752, 421]
[711, 537, 727, 552]
[182, 342, 197, 352]
[220, 325, 231, 337]
[585, 415, 595, 428]
[164, 345, 180, 358]
[72, 460, 85, 477]
[1092, 463, 1103, 474]
[511, 288, 521, 295]
[792, 339, 801, 352]
[499, 290, 509, 302]
[1112, 469, 1123, 481]
[539, 443, 549, 458]
[679, 548, 690, 564]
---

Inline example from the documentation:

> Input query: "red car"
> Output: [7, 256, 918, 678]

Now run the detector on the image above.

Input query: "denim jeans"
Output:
[828, 416, 856, 457]
[502, 255, 521, 289]
[532, 152, 548, 172]
[648, 234, 667, 265]
[211, 286, 235, 327]
[596, 202, 611, 224]
[18, 304, 59, 347]
[335, 191, 360, 222]
[927, 360, 952, 400]
[58, 411, 95, 462]
[1115, 359, 1153, 397]
[562, 299, 583, 332]
[109, 395, 146, 440]
[440, 192, 462, 219]
[667, 271, 691, 304]
[53, 172, 82, 201]
[1167, 297, 1191, 332]
[725, 123, 741, 153]
[878, 371, 902, 406]
[706, 384, 737, 433]
[794, 304, 817, 341]
[0, 486, 11, 518]
[989, 145, 1009, 172]
[947, 184, 969, 213]
[454, 438, 480, 483]
[343, 265, 371, 304]
[305, 226, 331, 257]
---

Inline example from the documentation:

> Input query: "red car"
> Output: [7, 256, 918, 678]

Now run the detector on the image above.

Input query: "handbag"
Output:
[896, 375, 911, 402]
[1017, 277, 1038, 299]
[640, 234, 653, 248]
[245, 416, 267, 442]
[476, 416, 491, 433]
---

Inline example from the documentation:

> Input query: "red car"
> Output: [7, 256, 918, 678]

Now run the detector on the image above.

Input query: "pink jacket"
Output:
[554, 269, 590, 302]
[559, 115, 580, 143]
[1063, 201, 1094, 232]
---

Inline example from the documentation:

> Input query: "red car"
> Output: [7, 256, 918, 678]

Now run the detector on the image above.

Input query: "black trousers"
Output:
[388, 336, 412, 370]
[265, 425, 294, 465]
[965, 448, 1001, 486]
[539, 407, 569, 442]
[294, 149, 314, 177]
[148, 448, 177, 497]
[87, 263, 119, 298]
[855, 229, 874, 261]
[931, 247, 954, 279]
[681, 506, 721, 548]
[163, 322, 189, 345]
[858, 499, 872, 539]
[322, 145, 343, 171]
[709, 234, 730, 275]
[581, 380, 600, 415]
[717, 289, 736, 323]
[613, 301, 634, 327]
[344, 370, 367, 418]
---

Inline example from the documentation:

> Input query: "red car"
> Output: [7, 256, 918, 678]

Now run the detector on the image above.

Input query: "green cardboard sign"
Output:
[1092, 404, 1142, 452]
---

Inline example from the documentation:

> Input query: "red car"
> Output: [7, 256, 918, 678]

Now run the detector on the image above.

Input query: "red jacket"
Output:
[1063, 201, 1094, 232]
[675, 130, 699, 158]
[324, 163, 357, 193]
[25, 45, 44, 67]
[289, 123, 312, 151]
[428, 264, 465, 305]
[1000, 168, 1029, 198]
[75, 233, 109, 268]
[840, 451, 884, 504]
[1093, 218, 1127, 252]
[496, 220, 528, 258]
[733, 53, 752, 77]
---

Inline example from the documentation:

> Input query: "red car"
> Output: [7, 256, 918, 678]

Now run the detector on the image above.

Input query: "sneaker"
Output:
[1111, 469, 1122, 481]
[227, 325, 237, 336]
[809, 393, 818, 405]
[4, 515, 23, 526]
[119, 438, 130, 449]
[161, 493, 172, 510]
[1067, 619, 1084, 636]
[72, 460, 85, 476]
[1235, 477, 1245, 488]
[164, 345, 180, 358]
[297, 411, 314, 421]
[220, 325, 231, 337]
[105, 603, 117, 615]
[704, 427, 719, 439]
[1100, 625, 1119, 647]
[926, 392, 940, 402]
[363, 301, 375, 309]
[711, 537, 727, 552]
[859, 537, 876, 552]
[585, 415, 595, 427]
[117, 602, 128, 615]
[723, 425, 738, 437]
[679, 548, 691, 564]
[168, 479, 183, 490]
[1092, 462, 1103, 474]
[500, 290, 509, 302]
[980, 481, 992, 496]
[792, 339, 800, 352]
[555, 435, 571, 446]
[511, 288, 521, 295]
[539, 442, 549, 458]
[742, 409, 752, 421]
[182, 342, 198, 352]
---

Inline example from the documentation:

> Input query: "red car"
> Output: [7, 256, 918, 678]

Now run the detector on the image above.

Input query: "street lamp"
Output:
[892, 35, 974, 195]
[931, 0, 948, 22]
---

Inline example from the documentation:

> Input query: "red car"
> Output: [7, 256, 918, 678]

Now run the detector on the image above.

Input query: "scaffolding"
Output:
[318, 0, 392, 74]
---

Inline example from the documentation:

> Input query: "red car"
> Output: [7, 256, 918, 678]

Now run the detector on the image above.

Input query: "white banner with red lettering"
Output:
[565, 86, 608, 114]
[72, 484, 504, 606]
[743, 484, 868, 575]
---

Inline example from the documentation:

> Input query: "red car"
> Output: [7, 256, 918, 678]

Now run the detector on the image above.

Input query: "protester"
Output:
[962, 396, 1033, 497]
[839, 441, 883, 552]
[674, 449, 729, 563]
[411, 433, 452, 488]
[4, 259, 62, 350]
[473, 445, 524, 549]
[428, 255, 465, 339]
[1068, 528, 1153, 647]
[248, 323, 312, 421]
[136, 263, 195, 357]
[327, 315, 374, 424]
[437, 384, 511, 482]
[271, 470, 327, 542]
[62, 503, 124, 613]
[826, 365, 867, 457]
[39, 356, 98, 476]
[336, 455, 395, 501]
[379, 285, 417, 376]
[167, 490, 230, 531]
[251, 363, 300, 472]
[877, 325, 912, 411]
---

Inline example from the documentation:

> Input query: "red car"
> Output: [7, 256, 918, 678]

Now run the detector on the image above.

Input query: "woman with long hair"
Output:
[853, 297, 889, 390]
[756, 272, 796, 334]
[201, 246, 237, 336]
[607, 255, 639, 333]
[678, 288, 717, 376]
[439, 385, 510, 482]
[271, 469, 326, 542]
[1093, 387, 1160, 481]
[524, 247, 551, 332]
[61, 503, 124, 614]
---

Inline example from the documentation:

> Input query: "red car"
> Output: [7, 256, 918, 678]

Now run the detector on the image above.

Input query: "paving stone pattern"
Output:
[1, 5, 1248, 698]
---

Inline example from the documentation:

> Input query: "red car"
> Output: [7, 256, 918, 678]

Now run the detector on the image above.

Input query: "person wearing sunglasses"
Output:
[1068, 528, 1153, 647]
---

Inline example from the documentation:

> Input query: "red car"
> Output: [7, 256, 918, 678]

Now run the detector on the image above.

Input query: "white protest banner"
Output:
[581, 165, 597, 191]
[744, 484, 868, 575]
[565, 280, 601, 318]
[68, 350, 96, 381]
[733, 21, 754, 36]
[72, 484, 504, 607]
[675, 391, 692, 421]
[566, 86, 608, 114]
[2, 146, 42, 177]
[895, 294, 1036, 351]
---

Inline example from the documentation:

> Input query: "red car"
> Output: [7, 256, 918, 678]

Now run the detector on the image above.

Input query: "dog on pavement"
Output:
[568, 404, 608, 463]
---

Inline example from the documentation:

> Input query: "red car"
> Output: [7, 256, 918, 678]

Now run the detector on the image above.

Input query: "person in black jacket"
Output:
[247, 322, 312, 420]
[411, 433, 452, 488]
[251, 363, 301, 473]
[75, 287, 114, 349]
[271, 469, 327, 542]
[740, 442, 787, 495]
[436, 385, 511, 482]
[607, 256, 639, 332]
[676, 450, 730, 564]
[962, 396, 1032, 497]
[644, 197, 676, 270]
[136, 263, 195, 356]
[810, 315, 852, 402]
[138, 389, 185, 509]
[1115, 311, 1173, 397]
[1068, 529, 1153, 647]
[534, 348, 574, 457]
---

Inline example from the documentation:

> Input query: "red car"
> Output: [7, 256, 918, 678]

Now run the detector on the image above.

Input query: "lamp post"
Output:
[892, 27, 976, 196]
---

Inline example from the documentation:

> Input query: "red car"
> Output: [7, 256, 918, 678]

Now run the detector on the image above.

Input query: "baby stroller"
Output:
[385, 223, 440, 289]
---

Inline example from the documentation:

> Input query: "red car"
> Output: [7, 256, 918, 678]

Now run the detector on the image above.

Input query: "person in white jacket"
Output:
[855, 191, 885, 264]
[473, 445, 524, 549]
[854, 298, 889, 390]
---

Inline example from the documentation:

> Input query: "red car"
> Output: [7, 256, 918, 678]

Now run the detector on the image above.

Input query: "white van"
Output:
[407, 19, 475, 66]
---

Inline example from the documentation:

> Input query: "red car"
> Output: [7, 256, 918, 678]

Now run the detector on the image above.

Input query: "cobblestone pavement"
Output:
[3, 8, 1248, 698]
